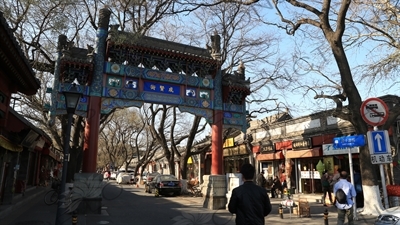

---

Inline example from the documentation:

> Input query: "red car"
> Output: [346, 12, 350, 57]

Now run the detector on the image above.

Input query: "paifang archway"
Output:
[48, 8, 250, 180]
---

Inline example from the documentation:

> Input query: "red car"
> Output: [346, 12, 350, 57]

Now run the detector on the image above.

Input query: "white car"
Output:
[110, 171, 118, 180]
[116, 172, 132, 184]
[116, 169, 136, 184]
[375, 206, 400, 225]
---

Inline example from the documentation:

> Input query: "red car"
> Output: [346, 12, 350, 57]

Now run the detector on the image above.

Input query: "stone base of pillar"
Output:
[202, 175, 227, 210]
[73, 173, 103, 214]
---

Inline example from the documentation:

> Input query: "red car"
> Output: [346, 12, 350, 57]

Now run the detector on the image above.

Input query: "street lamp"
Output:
[55, 83, 82, 225]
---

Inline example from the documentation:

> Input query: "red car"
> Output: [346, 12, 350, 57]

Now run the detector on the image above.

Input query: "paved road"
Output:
[2, 181, 377, 225]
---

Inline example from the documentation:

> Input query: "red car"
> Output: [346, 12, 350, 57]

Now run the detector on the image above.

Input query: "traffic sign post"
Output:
[360, 98, 389, 126]
[367, 130, 393, 164]
[367, 129, 392, 209]
[361, 98, 391, 209]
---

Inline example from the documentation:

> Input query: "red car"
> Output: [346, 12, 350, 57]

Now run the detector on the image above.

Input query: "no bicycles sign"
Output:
[360, 98, 389, 126]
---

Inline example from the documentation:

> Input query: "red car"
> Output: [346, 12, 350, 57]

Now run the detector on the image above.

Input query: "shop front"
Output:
[322, 143, 360, 176]
[256, 143, 284, 186]
[287, 134, 361, 194]
[223, 145, 249, 173]
[286, 137, 323, 194]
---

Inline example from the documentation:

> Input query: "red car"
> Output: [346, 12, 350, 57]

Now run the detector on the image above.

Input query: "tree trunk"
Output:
[180, 157, 188, 180]
[168, 156, 175, 175]
[329, 40, 383, 215]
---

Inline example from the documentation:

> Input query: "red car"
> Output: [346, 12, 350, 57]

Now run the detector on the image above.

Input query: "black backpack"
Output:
[335, 188, 348, 204]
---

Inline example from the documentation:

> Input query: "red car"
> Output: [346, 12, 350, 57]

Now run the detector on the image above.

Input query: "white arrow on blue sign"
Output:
[367, 130, 390, 155]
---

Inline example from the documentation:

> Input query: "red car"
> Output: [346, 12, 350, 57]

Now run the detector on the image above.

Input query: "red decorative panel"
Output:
[252, 145, 260, 153]
[311, 134, 337, 146]
[275, 140, 292, 150]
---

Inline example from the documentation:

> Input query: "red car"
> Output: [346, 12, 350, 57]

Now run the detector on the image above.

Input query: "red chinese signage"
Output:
[275, 140, 292, 150]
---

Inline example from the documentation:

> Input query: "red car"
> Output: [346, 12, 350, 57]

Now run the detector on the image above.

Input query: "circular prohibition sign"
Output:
[360, 97, 389, 127]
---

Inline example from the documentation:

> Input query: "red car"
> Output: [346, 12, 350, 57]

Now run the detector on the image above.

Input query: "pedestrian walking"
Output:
[271, 175, 282, 198]
[333, 171, 357, 225]
[228, 163, 272, 225]
[353, 167, 364, 208]
[330, 168, 342, 187]
[321, 170, 333, 206]
[256, 171, 267, 187]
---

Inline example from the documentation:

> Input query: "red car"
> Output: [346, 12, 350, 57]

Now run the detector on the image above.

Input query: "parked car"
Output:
[116, 169, 136, 184]
[147, 174, 181, 197]
[375, 206, 400, 225]
[116, 172, 131, 184]
[110, 171, 118, 180]
[144, 172, 160, 192]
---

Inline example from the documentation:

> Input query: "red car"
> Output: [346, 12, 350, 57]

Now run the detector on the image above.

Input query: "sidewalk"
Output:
[0, 183, 378, 225]
[0, 185, 48, 220]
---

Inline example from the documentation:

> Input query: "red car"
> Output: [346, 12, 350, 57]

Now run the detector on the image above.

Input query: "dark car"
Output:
[147, 174, 181, 197]
[144, 172, 160, 192]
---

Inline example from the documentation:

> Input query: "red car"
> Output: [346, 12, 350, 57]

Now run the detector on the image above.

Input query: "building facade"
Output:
[0, 12, 57, 204]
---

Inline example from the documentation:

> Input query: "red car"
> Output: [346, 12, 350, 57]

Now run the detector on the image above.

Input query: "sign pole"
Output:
[372, 126, 389, 209]
[348, 147, 357, 220]
[361, 99, 391, 211]
[380, 164, 389, 209]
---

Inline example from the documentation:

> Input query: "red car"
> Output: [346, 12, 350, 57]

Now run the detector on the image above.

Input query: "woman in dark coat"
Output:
[271, 176, 282, 198]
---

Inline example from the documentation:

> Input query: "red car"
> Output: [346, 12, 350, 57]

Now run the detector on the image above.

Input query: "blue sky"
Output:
[243, 1, 400, 119]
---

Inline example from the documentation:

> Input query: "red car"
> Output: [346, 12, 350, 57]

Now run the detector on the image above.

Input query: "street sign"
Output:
[360, 98, 389, 126]
[333, 135, 365, 149]
[367, 130, 393, 164]
[367, 130, 390, 154]
[322, 144, 360, 155]
[370, 154, 393, 164]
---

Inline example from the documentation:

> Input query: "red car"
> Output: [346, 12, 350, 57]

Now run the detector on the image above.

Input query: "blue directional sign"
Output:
[333, 135, 366, 149]
[367, 130, 390, 155]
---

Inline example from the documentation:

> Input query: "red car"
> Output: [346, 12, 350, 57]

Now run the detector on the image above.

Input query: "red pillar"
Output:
[211, 110, 223, 175]
[82, 96, 101, 173]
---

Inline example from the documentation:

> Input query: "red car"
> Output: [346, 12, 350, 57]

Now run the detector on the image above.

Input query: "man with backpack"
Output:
[333, 171, 357, 225]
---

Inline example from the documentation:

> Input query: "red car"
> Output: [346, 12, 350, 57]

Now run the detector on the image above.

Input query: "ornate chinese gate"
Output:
[48, 8, 250, 209]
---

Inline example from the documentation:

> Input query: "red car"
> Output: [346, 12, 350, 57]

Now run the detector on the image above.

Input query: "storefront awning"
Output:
[257, 151, 284, 161]
[0, 135, 23, 152]
[286, 147, 321, 158]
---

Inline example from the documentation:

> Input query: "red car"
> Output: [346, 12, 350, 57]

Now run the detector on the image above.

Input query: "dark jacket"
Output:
[272, 178, 282, 191]
[256, 173, 266, 187]
[228, 181, 272, 225]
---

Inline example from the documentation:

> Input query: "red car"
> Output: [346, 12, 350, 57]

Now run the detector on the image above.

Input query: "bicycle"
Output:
[44, 179, 61, 205]
[44, 188, 59, 205]
[188, 183, 203, 197]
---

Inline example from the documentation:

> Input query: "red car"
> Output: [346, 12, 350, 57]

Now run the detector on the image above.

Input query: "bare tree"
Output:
[1, 0, 279, 183]
[269, 0, 400, 215]
[147, 104, 208, 176]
